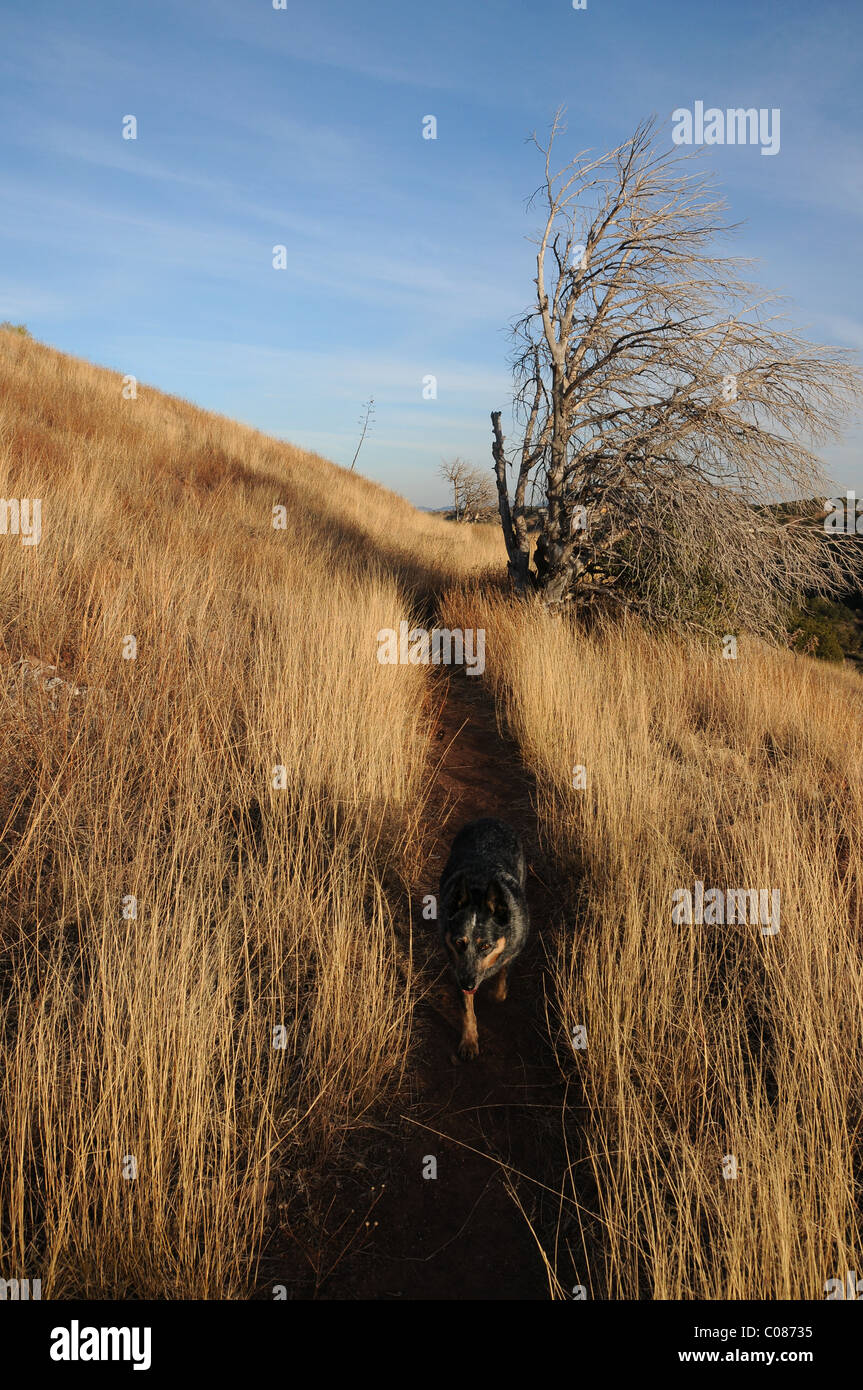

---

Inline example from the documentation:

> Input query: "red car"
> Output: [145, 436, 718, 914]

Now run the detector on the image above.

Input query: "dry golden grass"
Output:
[0, 331, 501, 1297]
[440, 586, 863, 1298]
[5, 326, 862, 1302]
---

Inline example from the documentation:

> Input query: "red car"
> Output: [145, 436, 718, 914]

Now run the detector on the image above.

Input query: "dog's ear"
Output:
[444, 873, 469, 914]
[485, 880, 510, 925]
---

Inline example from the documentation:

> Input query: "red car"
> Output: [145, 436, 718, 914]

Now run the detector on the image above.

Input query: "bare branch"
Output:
[492, 111, 863, 638]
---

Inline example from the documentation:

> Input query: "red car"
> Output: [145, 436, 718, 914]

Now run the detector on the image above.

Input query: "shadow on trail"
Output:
[258, 667, 602, 1299]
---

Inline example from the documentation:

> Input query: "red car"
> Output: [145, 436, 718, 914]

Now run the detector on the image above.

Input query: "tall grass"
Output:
[0, 332, 500, 1297]
[10, 327, 859, 1301]
[441, 586, 863, 1298]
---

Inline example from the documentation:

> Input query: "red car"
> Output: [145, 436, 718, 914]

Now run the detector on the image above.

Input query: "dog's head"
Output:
[442, 875, 515, 993]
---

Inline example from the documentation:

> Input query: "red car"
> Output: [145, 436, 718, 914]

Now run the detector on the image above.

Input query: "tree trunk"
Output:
[491, 412, 532, 594]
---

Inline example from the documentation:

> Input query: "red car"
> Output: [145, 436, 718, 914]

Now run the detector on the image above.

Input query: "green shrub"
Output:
[786, 596, 861, 663]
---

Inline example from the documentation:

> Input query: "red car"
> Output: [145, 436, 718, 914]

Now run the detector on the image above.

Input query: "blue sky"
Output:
[1, 0, 861, 506]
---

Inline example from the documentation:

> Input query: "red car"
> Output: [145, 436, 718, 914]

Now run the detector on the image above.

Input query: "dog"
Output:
[438, 817, 529, 1060]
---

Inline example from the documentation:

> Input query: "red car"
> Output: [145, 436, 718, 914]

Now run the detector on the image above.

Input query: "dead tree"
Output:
[439, 457, 470, 520]
[492, 111, 863, 636]
[460, 464, 496, 518]
[349, 396, 375, 472]
[439, 458, 494, 521]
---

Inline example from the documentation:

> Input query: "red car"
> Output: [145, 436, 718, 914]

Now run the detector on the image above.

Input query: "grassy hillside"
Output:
[2, 329, 862, 1300]
[0, 330, 500, 1296]
[440, 586, 863, 1296]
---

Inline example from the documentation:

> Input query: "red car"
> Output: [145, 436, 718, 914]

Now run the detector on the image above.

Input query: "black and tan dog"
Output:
[439, 818, 529, 1060]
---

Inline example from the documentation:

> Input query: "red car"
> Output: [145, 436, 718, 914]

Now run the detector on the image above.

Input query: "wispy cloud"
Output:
[2, 0, 860, 500]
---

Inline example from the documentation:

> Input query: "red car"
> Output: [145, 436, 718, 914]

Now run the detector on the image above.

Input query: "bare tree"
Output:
[439, 457, 470, 519]
[349, 396, 375, 471]
[460, 465, 496, 519]
[492, 112, 863, 636]
[438, 458, 494, 520]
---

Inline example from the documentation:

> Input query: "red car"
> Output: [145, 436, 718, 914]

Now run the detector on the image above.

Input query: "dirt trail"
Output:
[261, 669, 582, 1299]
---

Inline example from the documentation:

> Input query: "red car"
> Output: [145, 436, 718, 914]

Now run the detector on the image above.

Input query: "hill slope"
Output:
[0, 330, 500, 1296]
[3, 330, 863, 1302]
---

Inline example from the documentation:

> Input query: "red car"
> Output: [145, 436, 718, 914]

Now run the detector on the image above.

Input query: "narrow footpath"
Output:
[260, 668, 588, 1299]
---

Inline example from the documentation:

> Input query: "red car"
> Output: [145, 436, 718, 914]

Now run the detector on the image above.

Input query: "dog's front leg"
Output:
[458, 991, 479, 1061]
[490, 965, 508, 1002]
